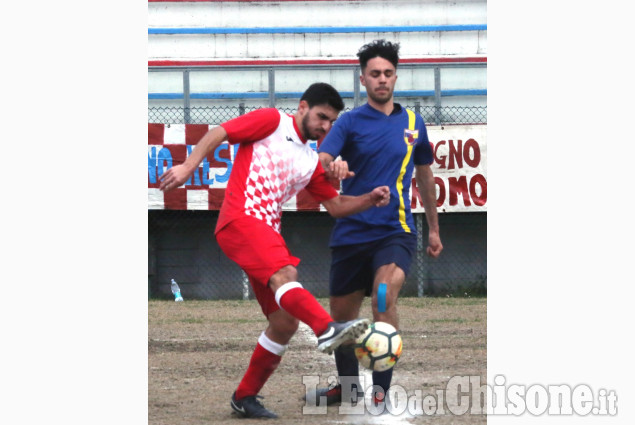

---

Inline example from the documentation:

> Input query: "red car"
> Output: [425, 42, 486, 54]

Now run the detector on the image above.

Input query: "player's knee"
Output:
[287, 318, 300, 335]
[372, 284, 398, 313]
[270, 313, 299, 339]
[278, 319, 299, 340]
[268, 265, 298, 292]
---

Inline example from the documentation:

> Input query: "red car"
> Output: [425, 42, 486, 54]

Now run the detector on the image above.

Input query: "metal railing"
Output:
[149, 62, 487, 124]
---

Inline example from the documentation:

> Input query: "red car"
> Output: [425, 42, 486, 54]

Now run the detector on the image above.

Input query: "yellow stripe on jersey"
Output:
[397, 109, 416, 232]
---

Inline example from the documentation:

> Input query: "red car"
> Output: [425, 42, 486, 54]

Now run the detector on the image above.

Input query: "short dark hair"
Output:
[357, 39, 400, 71]
[300, 82, 344, 112]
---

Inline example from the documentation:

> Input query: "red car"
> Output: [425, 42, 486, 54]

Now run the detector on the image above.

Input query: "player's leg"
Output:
[269, 265, 369, 354]
[368, 233, 417, 405]
[302, 290, 366, 406]
[330, 241, 375, 402]
[371, 263, 405, 327]
[330, 291, 366, 403]
[305, 243, 373, 406]
[217, 217, 328, 338]
[234, 303, 297, 399]
[216, 218, 289, 418]
[368, 263, 405, 405]
[265, 306, 300, 344]
[230, 269, 332, 418]
[268, 265, 331, 337]
[218, 216, 368, 354]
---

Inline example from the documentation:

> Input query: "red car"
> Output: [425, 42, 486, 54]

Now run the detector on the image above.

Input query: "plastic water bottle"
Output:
[171, 279, 184, 302]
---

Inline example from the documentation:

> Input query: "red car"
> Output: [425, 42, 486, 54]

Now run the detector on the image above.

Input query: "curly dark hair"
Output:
[357, 39, 400, 71]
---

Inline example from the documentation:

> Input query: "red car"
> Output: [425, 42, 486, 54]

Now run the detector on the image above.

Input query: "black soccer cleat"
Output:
[230, 391, 278, 419]
[317, 319, 370, 354]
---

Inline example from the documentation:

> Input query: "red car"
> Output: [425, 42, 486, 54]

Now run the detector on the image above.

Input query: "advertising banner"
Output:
[148, 123, 487, 213]
[425, 125, 487, 212]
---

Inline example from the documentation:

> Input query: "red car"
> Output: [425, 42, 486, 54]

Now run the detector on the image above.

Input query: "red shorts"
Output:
[215, 216, 300, 317]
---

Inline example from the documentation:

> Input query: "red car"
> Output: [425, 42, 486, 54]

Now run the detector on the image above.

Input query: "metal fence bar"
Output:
[183, 69, 191, 124]
[353, 66, 361, 108]
[434, 67, 442, 126]
[268, 68, 275, 108]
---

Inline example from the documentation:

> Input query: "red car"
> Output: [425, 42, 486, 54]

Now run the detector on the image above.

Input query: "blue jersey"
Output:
[319, 103, 433, 247]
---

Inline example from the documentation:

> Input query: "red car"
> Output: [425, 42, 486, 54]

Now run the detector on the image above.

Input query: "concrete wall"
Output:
[149, 210, 487, 299]
[148, 0, 487, 110]
[148, 0, 487, 61]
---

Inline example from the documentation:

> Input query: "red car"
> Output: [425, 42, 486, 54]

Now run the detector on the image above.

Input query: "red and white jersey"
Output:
[215, 108, 338, 234]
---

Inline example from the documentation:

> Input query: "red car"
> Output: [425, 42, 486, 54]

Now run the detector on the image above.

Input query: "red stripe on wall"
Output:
[149, 57, 486, 67]
[163, 189, 188, 210]
[148, 124, 165, 145]
[185, 124, 210, 145]
[167, 145, 188, 168]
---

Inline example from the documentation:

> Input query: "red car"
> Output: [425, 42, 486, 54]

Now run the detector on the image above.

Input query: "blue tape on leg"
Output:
[377, 283, 387, 313]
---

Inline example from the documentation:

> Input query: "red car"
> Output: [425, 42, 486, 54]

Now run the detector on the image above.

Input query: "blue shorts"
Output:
[329, 233, 417, 296]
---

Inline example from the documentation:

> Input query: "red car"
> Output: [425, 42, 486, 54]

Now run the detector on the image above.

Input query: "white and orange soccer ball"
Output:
[354, 321, 403, 371]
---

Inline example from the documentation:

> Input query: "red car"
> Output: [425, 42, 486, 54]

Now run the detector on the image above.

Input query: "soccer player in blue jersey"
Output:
[312, 39, 443, 409]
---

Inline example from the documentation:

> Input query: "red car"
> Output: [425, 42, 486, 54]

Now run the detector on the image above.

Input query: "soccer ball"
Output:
[353, 322, 402, 371]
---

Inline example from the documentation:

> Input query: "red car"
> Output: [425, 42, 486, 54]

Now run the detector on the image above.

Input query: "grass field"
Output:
[149, 297, 486, 424]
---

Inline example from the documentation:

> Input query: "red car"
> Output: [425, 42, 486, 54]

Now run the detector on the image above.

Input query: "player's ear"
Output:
[298, 99, 309, 114]
[297, 100, 312, 119]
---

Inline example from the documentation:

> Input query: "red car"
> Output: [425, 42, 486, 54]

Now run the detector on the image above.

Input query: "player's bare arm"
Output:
[322, 185, 390, 218]
[318, 152, 355, 181]
[415, 164, 443, 258]
[159, 126, 229, 192]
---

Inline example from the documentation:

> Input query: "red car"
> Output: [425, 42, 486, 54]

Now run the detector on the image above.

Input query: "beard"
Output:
[301, 113, 322, 140]
[367, 87, 393, 105]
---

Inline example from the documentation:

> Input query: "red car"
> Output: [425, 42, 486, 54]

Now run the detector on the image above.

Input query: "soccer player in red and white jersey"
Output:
[160, 83, 390, 419]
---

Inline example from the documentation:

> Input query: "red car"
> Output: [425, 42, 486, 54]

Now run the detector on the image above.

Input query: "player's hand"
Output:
[327, 159, 355, 180]
[370, 185, 390, 207]
[159, 164, 191, 192]
[426, 232, 443, 258]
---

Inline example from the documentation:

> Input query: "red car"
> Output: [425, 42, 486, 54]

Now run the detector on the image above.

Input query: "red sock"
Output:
[235, 333, 284, 400]
[275, 282, 332, 336]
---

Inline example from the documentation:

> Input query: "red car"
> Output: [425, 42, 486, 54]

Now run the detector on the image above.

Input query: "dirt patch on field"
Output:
[149, 297, 486, 424]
